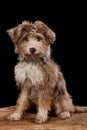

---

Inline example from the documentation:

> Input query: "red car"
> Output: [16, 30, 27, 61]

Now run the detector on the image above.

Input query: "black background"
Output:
[0, 2, 87, 108]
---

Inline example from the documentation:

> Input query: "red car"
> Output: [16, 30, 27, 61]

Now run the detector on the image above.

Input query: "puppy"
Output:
[7, 20, 87, 123]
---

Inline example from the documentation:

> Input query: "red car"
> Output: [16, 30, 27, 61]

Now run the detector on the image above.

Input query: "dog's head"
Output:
[7, 20, 56, 59]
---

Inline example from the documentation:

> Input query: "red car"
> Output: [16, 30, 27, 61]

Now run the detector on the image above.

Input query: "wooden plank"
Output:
[0, 106, 87, 130]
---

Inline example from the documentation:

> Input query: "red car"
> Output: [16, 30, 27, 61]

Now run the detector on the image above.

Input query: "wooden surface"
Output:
[0, 106, 87, 130]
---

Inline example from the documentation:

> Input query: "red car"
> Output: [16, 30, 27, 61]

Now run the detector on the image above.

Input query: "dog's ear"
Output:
[7, 21, 31, 43]
[7, 27, 19, 43]
[7, 27, 20, 53]
[34, 21, 56, 44]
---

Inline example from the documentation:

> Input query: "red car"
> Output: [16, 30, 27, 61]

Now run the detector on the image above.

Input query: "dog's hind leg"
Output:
[54, 72, 74, 119]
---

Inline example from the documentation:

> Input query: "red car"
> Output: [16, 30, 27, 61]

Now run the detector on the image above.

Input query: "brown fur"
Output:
[7, 20, 87, 124]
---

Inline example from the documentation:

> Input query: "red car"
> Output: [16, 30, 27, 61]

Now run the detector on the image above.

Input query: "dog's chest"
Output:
[15, 62, 43, 85]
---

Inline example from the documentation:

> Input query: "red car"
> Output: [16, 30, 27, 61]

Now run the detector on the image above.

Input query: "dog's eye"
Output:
[36, 36, 42, 41]
[23, 37, 29, 42]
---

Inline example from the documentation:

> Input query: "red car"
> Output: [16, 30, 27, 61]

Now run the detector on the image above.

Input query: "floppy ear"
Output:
[7, 27, 19, 53]
[7, 27, 18, 43]
[7, 21, 32, 44]
[34, 21, 56, 44]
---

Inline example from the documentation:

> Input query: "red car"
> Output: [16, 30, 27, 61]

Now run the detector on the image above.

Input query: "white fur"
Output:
[7, 112, 21, 121]
[37, 108, 48, 117]
[58, 111, 70, 119]
[15, 62, 43, 85]
[24, 39, 43, 54]
[45, 45, 51, 58]
[35, 107, 48, 123]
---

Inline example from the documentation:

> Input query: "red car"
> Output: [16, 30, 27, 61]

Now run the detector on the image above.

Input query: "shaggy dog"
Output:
[7, 20, 87, 123]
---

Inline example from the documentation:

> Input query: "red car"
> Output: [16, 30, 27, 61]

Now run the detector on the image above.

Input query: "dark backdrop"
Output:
[0, 2, 87, 108]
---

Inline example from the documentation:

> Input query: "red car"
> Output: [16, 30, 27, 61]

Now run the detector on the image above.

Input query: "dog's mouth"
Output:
[25, 52, 42, 58]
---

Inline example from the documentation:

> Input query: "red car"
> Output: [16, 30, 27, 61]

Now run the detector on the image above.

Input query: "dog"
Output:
[7, 20, 87, 123]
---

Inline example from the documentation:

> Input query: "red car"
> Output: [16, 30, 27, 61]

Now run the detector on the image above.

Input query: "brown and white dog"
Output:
[7, 20, 87, 123]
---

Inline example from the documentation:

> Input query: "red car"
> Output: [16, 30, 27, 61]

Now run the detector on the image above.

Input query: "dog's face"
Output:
[7, 21, 56, 58]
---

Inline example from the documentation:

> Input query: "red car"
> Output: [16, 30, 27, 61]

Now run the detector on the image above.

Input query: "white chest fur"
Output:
[15, 62, 43, 85]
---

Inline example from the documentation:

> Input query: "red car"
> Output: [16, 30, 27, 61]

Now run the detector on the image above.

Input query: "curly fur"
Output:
[7, 20, 87, 124]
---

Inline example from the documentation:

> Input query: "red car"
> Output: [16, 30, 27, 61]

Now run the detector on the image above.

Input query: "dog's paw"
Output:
[58, 111, 70, 119]
[35, 115, 48, 124]
[7, 112, 21, 121]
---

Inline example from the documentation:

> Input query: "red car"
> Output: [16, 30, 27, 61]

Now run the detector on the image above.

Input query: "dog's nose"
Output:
[29, 48, 36, 53]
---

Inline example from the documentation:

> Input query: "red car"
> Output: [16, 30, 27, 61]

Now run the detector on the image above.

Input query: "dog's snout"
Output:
[29, 48, 36, 53]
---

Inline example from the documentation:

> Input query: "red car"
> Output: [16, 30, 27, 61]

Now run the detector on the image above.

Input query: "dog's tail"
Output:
[74, 106, 87, 113]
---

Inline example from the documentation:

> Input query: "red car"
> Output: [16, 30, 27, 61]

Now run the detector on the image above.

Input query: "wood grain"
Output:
[0, 106, 87, 130]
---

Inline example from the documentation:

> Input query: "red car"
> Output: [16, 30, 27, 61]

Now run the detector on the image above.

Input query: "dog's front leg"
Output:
[35, 90, 52, 124]
[7, 78, 31, 121]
